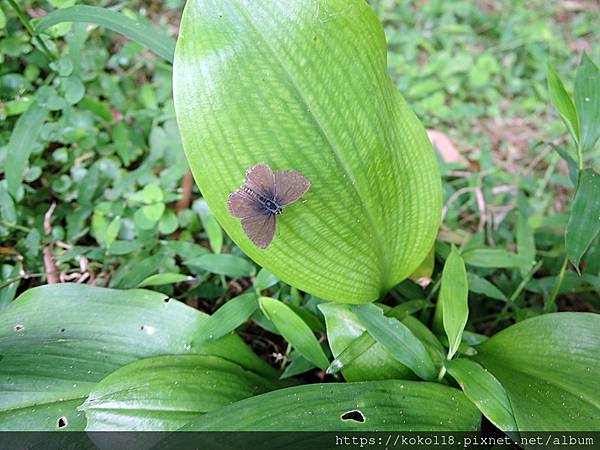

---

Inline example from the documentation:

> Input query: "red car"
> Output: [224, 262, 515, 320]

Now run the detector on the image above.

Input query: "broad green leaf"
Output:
[137, 273, 192, 287]
[35, 6, 176, 63]
[438, 247, 468, 359]
[81, 355, 280, 431]
[5, 101, 48, 198]
[185, 254, 255, 278]
[0, 284, 276, 430]
[474, 313, 600, 430]
[445, 359, 517, 432]
[193, 294, 258, 347]
[194, 199, 223, 254]
[462, 248, 520, 268]
[466, 273, 506, 301]
[319, 303, 415, 381]
[565, 169, 600, 270]
[574, 54, 600, 152]
[175, 381, 480, 431]
[547, 63, 580, 144]
[173, 0, 442, 303]
[353, 304, 437, 380]
[259, 297, 328, 370]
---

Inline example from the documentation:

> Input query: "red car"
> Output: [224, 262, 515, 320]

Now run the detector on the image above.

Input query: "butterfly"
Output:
[227, 163, 311, 249]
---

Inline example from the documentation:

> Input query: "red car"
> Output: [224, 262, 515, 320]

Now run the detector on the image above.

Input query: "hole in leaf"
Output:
[14, 324, 24, 332]
[57, 416, 68, 429]
[341, 410, 365, 423]
[163, 298, 171, 303]
[60, 328, 65, 333]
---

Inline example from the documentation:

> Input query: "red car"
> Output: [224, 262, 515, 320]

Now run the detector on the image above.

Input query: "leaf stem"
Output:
[425, 277, 441, 302]
[545, 256, 569, 312]
[0, 220, 31, 232]
[489, 260, 543, 329]
[509, 260, 543, 304]
[437, 365, 447, 382]
[6, 0, 55, 61]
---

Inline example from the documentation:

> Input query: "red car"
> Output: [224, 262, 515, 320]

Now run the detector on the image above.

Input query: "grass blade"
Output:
[36, 5, 176, 63]
[5, 101, 48, 198]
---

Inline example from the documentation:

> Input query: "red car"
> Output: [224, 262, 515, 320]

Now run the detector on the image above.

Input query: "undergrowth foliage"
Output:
[0, 0, 598, 435]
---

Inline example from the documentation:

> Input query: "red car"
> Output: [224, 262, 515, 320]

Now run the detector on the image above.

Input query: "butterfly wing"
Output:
[241, 214, 276, 249]
[274, 170, 311, 206]
[245, 163, 276, 199]
[228, 189, 262, 218]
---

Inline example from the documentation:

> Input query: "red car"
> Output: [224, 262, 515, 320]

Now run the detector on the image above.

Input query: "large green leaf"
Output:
[0, 284, 276, 430]
[473, 313, 600, 430]
[176, 380, 481, 431]
[565, 169, 600, 270]
[81, 355, 280, 431]
[319, 303, 415, 381]
[35, 5, 176, 63]
[173, 0, 442, 303]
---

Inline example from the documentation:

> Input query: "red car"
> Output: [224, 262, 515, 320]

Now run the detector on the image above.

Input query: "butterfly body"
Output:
[241, 185, 282, 216]
[228, 163, 311, 249]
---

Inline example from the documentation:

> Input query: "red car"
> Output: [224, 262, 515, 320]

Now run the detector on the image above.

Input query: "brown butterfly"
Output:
[227, 163, 311, 249]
